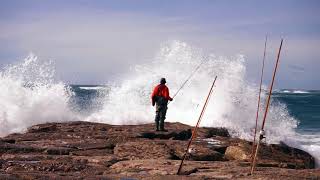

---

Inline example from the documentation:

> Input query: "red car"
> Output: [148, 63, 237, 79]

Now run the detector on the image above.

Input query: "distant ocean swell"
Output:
[0, 41, 319, 167]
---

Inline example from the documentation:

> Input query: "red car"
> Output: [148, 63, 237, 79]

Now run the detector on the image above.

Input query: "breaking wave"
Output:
[79, 86, 104, 90]
[88, 40, 298, 143]
[275, 89, 310, 94]
[0, 54, 77, 136]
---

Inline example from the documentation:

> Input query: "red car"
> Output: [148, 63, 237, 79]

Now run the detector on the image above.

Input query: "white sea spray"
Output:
[0, 54, 77, 136]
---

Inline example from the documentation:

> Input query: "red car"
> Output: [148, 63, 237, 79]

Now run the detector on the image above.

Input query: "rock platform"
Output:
[0, 121, 319, 179]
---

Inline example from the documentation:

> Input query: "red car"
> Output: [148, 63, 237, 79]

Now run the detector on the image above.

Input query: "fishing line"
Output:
[169, 57, 209, 105]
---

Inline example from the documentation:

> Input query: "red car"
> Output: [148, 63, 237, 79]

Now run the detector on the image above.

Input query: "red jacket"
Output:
[151, 84, 172, 105]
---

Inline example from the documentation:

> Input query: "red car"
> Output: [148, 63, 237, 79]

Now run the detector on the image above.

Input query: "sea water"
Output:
[0, 41, 319, 166]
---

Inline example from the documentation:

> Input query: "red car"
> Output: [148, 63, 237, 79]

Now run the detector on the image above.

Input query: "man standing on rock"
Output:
[151, 78, 173, 131]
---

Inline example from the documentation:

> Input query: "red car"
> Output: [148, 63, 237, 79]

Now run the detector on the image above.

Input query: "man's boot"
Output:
[159, 121, 168, 132]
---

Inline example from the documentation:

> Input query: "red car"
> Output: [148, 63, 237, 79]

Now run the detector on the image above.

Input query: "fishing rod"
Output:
[168, 57, 209, 105]
[177, 76, 217, 175]
[250, 39, 284, 175]
[250, 36, 268, 164]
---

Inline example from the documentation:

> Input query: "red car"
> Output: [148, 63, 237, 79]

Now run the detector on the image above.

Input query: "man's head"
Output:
[160, 78, 166, 84]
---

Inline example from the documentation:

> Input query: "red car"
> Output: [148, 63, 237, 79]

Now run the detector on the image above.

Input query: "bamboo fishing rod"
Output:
[168, 58, 209, 105]
[250, 39, 284, 175]
[250, 36, 268, 164]
[177, 76, 217, 175]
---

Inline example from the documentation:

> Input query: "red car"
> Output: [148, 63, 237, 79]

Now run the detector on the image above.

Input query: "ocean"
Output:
[273, 90, 320, 134]
[0, 41, 319, 167]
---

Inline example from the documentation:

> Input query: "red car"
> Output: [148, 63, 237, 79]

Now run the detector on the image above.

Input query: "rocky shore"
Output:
[0, 121, 319, 179]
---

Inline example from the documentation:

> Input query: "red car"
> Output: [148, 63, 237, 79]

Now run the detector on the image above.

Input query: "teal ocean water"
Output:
[273, 90, 320, 134]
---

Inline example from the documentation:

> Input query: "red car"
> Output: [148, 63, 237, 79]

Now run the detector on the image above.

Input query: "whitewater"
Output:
[0, 41, 319, 166]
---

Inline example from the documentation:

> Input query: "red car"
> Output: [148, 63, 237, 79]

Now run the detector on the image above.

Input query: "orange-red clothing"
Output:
[151, 84, 173, 103]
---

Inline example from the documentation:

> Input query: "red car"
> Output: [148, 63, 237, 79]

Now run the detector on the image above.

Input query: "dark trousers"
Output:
[155, 105, 167, 130]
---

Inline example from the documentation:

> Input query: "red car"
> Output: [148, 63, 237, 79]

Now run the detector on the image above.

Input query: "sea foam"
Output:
[0, 54, 77, 136]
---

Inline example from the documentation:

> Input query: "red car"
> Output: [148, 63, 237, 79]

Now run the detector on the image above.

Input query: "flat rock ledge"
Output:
[0, 121, 319, 179]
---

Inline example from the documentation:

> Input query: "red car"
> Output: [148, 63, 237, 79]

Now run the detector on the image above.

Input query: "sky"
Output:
[0, 0, 319, 89]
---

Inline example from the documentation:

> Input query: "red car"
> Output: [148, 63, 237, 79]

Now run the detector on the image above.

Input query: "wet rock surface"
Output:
[0, 121, 319, 179]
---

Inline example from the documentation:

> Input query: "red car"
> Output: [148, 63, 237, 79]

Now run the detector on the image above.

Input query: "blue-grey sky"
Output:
[0, 0, 319, 89]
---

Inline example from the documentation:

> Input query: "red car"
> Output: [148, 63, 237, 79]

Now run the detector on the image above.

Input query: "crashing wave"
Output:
[0, 54, 77, 136]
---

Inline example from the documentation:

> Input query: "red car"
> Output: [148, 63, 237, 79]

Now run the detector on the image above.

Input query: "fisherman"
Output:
[151, 78, 173, 131]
